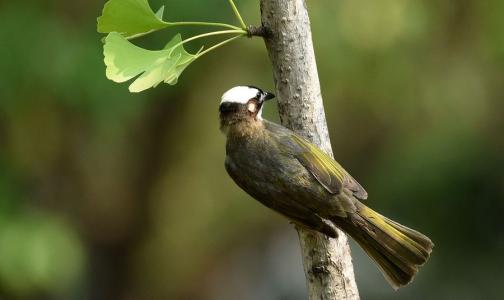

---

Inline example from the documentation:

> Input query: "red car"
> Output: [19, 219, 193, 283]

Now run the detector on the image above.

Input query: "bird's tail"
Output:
[334, 203, 434, 290]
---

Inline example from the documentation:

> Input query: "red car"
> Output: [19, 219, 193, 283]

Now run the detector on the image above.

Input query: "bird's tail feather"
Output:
[334, 204, 434, 290]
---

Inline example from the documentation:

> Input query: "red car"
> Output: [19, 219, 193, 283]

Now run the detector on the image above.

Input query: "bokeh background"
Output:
[1, 0, 503, 299]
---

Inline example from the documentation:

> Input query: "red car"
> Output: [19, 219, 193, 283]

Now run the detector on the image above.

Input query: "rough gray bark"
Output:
[259, 0, 360, 299]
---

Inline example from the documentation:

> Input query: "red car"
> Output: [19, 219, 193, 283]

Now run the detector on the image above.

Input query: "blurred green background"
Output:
[0, 0, 503, 299]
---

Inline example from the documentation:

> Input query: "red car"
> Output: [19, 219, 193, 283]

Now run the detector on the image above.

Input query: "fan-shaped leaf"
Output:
[103, 32, 199, 92]
[97, 0, 171, 39]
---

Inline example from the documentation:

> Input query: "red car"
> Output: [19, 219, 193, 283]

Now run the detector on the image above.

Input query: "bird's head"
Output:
[219, 86, 275, 129]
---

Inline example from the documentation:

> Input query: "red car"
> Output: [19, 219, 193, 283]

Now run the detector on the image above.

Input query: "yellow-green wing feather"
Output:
[291, 134, 368, 199]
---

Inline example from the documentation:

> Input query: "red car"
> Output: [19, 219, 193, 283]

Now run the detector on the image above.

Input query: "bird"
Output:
[219, 85, 434, 290]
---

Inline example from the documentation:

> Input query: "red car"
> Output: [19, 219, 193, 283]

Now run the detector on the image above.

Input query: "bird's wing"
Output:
[287, 133, 368, 200]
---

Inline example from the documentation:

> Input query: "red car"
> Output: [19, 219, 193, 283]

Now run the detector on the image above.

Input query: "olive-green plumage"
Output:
[220, 86, 433, 289]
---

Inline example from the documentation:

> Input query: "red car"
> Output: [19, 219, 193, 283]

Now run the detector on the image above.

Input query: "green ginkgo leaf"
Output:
[161, 33, 201, 86]
[97, 0, 171, 39]
[104, 32, 200, 93]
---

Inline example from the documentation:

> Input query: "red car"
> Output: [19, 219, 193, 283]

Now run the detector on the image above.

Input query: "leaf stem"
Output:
[228, 0, 247, 29]
[171, 21, 241, 30]
[170, 29, 246, 55]
[196, 35, 243, 58]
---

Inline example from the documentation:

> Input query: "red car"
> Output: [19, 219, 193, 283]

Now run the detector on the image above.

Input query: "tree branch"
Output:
[259, 0, 360, 299]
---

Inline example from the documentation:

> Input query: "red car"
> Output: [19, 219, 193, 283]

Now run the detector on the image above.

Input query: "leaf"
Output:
[155, 5, 165, 19]
[97, 0, 171, 39]
[160, 33, 202, 86]
[103, 32, 199, 92]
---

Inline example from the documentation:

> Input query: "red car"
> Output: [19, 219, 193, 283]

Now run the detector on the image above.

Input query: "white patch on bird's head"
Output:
[221, 86, 261, 105]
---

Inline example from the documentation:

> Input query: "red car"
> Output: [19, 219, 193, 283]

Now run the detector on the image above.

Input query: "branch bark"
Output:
[259, 1, 360, 299]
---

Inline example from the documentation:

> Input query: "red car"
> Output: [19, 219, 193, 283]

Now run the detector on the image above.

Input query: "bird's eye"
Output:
[247, 102, 257, 113]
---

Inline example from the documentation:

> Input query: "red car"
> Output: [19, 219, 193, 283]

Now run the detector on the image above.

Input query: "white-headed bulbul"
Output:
[219, 86, 433, 289]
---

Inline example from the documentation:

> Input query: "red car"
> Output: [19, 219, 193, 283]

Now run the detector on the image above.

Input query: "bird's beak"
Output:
[262, 91, 275, 102]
